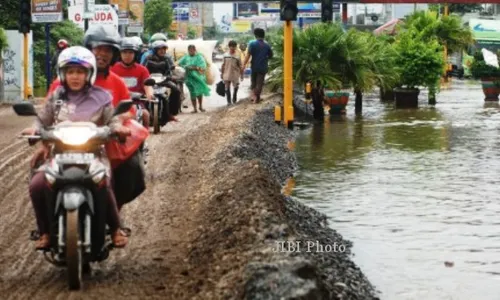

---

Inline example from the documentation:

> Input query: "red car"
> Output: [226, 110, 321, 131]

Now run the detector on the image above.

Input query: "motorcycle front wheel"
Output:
[66, 210, 82, 290]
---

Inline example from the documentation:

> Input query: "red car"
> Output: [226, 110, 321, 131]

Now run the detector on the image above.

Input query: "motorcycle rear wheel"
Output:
[66, 210, 82, 290]
[153, 102, 160, 134]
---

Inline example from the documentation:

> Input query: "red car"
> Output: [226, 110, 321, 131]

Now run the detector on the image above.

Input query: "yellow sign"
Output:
[109, 0, 129, 19]
[128, 0, 144, 26]
[231, 20, 252, 33]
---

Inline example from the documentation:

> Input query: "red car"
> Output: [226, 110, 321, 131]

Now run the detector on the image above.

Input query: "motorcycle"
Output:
[14, 100, 133, 290]
[143, 73, 171, 134]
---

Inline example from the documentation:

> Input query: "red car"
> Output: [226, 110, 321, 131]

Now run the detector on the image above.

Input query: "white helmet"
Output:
[130, 36, 143, 48]
[57, 46, 97, 86]
[151, 40, 168, 51]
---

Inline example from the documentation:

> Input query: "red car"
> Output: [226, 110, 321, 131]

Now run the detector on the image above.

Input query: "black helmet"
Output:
[120, 37, 140, 52]
[83, 25, 121, 52]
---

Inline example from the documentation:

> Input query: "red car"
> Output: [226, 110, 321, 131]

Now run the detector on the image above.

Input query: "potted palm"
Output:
[373, 34, 401, 101]
[470, 50, 500, 101]
[393, 29, 445, 108]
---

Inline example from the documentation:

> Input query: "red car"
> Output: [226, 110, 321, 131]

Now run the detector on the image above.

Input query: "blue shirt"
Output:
[140, 49, 153, 65]
[248, 39, 273, 73]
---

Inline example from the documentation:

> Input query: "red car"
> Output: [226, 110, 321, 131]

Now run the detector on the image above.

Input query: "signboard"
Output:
[189, 3, 201, 24]
[31, 0, 63, 23]
[231, 20, 252, 33]
[128, 0, 144, 33]
[236, 3, 259, 17]
[109, 0, 129, 25]
[68, 5, 119, 31]
[172, 3, 189, 21]
[470, 19, 500, 40]
[260, 2, 323, 18]
[360, 0, 492, 2]
[68, 0, 95, 18]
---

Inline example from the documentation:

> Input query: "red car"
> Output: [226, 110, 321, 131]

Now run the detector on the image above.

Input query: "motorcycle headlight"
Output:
[53, 127, 95, 146]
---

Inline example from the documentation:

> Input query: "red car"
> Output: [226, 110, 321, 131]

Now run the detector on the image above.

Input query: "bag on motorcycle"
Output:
[216, 80, 225, 97]
[106, 119, 149, 169]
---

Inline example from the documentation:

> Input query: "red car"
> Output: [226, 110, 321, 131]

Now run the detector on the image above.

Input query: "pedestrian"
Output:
[178, 45, 211, 113]
[242, 28, 273, 103]
[221, 40, 243, 105]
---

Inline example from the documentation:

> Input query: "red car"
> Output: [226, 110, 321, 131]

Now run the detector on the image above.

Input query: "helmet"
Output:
[120, 37, 140, 52]
[149, 33, 167, 43]
[57, 39, 69, 49]
[56, 46, 97, 86]
[151, 40, 168, 51]
[130, 36, 143, 48]
[83, 25, 121, 52]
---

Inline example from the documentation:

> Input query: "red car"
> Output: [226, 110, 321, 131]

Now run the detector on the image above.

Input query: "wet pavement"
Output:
[291, 80, 500, 300]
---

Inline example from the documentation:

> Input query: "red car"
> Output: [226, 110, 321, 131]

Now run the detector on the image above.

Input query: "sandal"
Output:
[199, 108, 206, 112]
[35, 234, 50, 250]
[112, 229, 128, 248]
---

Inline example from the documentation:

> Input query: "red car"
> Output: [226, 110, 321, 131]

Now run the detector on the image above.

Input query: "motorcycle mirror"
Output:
[144, 78, 155, 86]
[13, 102, 38, 117]
[113, 100, 133, 116]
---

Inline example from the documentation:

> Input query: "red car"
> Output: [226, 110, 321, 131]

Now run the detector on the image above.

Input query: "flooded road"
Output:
[292, 80, 500, 300]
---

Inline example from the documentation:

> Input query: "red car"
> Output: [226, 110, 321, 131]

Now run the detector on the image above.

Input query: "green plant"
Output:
[187, 25, 197, 39]
[470, 50, 500, 79]
[394, 29, 445, 90]
[144, 0, 173, 35]
[0, 28, 8, 53]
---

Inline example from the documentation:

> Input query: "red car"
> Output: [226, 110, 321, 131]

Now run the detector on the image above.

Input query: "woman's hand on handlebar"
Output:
[21, 127, 38, 136]
[30, 144, 49, 169]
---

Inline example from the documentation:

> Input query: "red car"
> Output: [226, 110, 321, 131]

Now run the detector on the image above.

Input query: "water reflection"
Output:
[292, 81, 500, 300]
[382, 108, 450, 152]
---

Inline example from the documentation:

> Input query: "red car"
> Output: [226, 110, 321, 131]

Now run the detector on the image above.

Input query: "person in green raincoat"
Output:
[178, 45, 211, 113]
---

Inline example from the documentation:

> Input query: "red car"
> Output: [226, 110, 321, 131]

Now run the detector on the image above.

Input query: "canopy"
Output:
[373, 19, 404, 36]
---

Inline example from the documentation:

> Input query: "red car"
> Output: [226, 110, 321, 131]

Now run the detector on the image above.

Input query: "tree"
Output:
[429, 4, 483, 15]
[144, 0, 173, 35]
[0, 28, 8, 53]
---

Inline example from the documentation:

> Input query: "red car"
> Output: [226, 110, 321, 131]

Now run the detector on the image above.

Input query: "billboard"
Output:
[470, 19, 500, 41]
[128, 0, 144, 33]
[360, 0, 493, 2]
[108, 0, 129, 24]
[172, 2, 189, 21]
[236, 3, 259, 18]
[31, 0, 63, 23]
[259, 2, 327, 18]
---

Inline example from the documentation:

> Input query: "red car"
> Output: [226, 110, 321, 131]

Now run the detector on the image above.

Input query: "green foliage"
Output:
[403, 11, 474, 54]
[0, 28, 8, 53]
[394, 29, 445, 89]
[470, 51, 500, 79]
[187, 25, 197, 39]
[144, 0, 173, 35]
[428, 4, 483, 15]
[267, 23, 400, 94]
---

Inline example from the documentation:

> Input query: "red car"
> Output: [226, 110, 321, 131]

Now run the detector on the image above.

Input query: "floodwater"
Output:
[291, 80, 500, 300]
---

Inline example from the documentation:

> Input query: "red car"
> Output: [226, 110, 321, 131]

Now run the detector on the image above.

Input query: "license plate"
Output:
[55, 153, 95, 164]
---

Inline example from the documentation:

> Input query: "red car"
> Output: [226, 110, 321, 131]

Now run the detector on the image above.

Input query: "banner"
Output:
[128, 0, 144, 33]
[31, 0, 63, 23]
[172, 3, 189, 21]
[231, 20, 252, 33]
[109, 0, 129, 24]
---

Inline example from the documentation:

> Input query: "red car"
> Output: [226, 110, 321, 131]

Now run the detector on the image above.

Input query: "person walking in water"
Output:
[178, 45, 211, 113]
[242, 28, 273, 103]
[221, 40, 243, 106]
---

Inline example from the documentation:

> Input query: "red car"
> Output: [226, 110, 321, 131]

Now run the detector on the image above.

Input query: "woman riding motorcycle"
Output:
[48, 25, 147, 214]
[143, 40, 182, 117]
[22, 46, 130, 249]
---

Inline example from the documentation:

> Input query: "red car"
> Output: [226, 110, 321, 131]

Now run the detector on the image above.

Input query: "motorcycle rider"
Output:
[22, 46, 131, 249]
[140, 33, 174, 67]
[48, 25, 146, 215]
[143, 40, 182, 118]
[111, 37, 153, 128]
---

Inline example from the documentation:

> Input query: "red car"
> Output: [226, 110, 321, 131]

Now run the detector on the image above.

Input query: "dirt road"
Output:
[0, 88, 273, 299]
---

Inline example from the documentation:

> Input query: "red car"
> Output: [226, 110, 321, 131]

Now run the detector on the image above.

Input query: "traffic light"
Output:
[19, 0, 31, 34]
[280, 0, 298, 21]
[321, 0, 333, 23]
